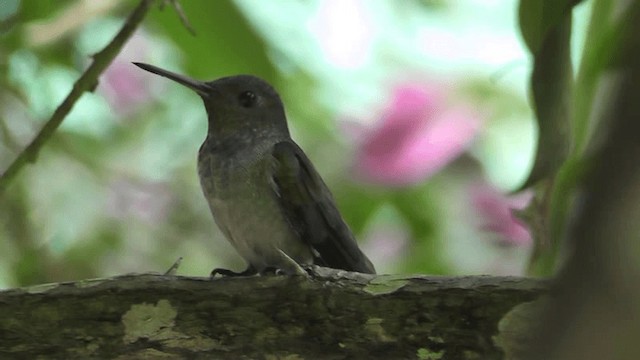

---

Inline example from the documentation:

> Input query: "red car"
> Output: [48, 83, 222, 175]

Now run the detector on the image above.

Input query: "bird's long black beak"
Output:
[133, 62, 211, 96]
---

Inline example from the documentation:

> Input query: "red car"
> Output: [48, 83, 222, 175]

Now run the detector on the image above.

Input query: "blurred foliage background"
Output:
[0, 0, 594, 287]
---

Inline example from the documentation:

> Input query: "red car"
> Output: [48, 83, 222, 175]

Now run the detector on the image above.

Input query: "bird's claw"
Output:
[210, 265, 257, 278]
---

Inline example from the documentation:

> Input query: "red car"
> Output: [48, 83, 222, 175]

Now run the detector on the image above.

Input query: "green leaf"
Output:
[518, 0, 583, 188]
[574, 1, 639, 156]
[518, 0, 584, 275]
[526, 0, 640, 275]
[572, 0, 616, 155]
[518, 0, 545, 53]
[520, 16, 573, 188]
[518, 0, 584, 54]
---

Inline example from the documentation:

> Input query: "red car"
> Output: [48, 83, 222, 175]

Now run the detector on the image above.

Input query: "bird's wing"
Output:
[269, 141, 375, 274]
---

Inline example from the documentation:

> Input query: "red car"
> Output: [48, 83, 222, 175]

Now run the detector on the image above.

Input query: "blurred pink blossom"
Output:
[353, 83, 482, 186]
[98, 32, 153, 115]
[470, 183, 533, 246]
[106, 177, 173, 224]
[361, 223, 408, 273]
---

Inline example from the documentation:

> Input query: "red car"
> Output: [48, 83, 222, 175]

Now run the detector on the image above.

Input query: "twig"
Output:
[163, 256, 183, 275]
[0, 0, 154, 192]
[164, 0, 196, 35]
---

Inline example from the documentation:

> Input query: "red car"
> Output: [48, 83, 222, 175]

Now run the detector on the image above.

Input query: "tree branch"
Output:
[0, 0, 154, 192]
[0, 270, 545, 359]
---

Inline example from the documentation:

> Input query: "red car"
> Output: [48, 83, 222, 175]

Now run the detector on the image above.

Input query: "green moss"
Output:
[255, 326, 282, 345]
[363, 275, 410, 295]
[417, 347, 444, 359]
[264, 354, 304, 360]
[121, 299, 178, 344]
[32, 305, 62, 323]
[463, 350, 482, 359]
[25, 283, 60, 294]
[74, 278, 103, 288]
[364, 317, 395, 342]
[164, 336, 221, 351]
[428, 336, 444, 344]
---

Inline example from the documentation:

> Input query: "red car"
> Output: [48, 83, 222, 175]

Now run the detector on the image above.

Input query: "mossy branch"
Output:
[0, 270, 545, 359]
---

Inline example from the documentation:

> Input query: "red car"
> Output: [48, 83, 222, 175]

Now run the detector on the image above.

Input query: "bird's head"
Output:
[134, 62, 290, 142]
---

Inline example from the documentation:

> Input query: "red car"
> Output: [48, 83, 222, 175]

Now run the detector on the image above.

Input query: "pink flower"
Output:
[106, 177, 173, 224]
[470, 183, 533, 246]
[98, 32, 153, 115]
[360, 223, 408, 273]
[353, 83, 482, 186]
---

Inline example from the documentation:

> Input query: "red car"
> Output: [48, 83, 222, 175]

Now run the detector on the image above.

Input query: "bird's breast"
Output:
[196, 142, 312, 271]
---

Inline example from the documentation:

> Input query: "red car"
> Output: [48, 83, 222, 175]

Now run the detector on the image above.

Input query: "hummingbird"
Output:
[133, 62, 376, 276]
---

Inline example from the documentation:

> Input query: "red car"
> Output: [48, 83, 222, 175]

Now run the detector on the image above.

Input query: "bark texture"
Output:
[0, 269, 545, 359]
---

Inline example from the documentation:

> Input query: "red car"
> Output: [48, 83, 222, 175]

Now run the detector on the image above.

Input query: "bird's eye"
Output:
[238, 91, 257, 108]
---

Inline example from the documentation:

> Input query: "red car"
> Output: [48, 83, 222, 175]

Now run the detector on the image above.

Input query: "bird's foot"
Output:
[258, 265, 313, 276]
[301, 264, 321, 277]
[260, 267, 300, 276]
[259, 267, 281, 275]
[210, 265, 257, 278]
